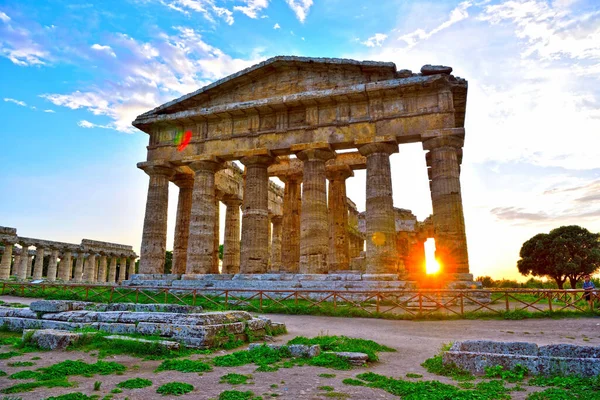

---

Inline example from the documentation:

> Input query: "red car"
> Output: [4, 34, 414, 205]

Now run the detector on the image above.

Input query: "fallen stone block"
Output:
[24, 329, 88, 350]
[450, 341, 539, 356]
[334, 352, 369, 365]
[104, 335, 180, 350]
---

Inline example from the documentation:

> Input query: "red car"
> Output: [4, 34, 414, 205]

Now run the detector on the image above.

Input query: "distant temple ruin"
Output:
[0, 226, 137, 283]
[132, 56, 471, 283]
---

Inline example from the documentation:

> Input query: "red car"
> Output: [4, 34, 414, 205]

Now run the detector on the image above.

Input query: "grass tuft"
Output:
[155, 358, 213, 373]
[220, 373, 253, 385]
[116, 377, 153, 389]
[156, 382, 194, 396]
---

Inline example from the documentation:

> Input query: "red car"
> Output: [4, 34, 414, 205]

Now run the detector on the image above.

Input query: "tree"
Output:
[164, 250, 173, 274]
[517, 225, 600, 289]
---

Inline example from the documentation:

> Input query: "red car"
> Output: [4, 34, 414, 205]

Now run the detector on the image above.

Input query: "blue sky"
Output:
[1, 0, 599, 280]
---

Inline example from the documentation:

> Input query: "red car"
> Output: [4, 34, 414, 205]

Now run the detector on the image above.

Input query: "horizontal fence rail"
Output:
[1, 282, 598, 319]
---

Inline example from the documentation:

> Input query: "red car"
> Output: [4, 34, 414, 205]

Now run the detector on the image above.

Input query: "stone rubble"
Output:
[1, 300, 286, 350]
[444, 340, 600, 377]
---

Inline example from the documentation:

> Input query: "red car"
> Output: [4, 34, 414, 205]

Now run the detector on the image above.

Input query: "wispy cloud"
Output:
[91, 43, 116, 57]
[159, 0, 235, 25]
[0, 12, 51, 66]
[361, 33, 388, 47]
[43, 109, 55, 113]
[273, 22, 280, 29]
[3, 97, 27, 106]
[285, 0, 312, 23]
[42, 26, 264, 132]
[398, 1, 472, 48]
[78, 120, 113, 129]
[234, 0, 269, 19]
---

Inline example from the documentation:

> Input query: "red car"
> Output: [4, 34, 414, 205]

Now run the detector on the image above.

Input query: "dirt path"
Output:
[1, 297, 599, 399]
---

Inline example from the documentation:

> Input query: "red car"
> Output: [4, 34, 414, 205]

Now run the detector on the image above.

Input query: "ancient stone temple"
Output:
[0, 226, 137, 283]
[132, 56, 471, 284]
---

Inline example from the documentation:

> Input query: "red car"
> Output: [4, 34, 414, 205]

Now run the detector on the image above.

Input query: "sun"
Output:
[424, 238, 441, 275]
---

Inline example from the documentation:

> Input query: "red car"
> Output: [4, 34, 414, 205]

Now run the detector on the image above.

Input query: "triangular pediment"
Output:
[138, 56, 399, 118]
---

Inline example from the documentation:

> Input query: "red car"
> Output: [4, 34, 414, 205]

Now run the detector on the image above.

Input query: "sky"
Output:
[1, 0, 599, 281]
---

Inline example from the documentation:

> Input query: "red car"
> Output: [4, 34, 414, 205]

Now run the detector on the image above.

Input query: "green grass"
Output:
[218, 390, 262, 400]
[220, 373, 253, 385]
[0, 379, 74, 394]
[484, 365, 529, 382]
[318, 385, 334, 391]
[45, 393, 99, 400]
[421, 343, 474, 381]
[319, 373, 336, 378]
[156, 382, 194, 396]
[0, 369, 6, 377]
[7, 361, 35, 367]
[344, 372, 510, 399]
[4, 359, 126, 386]
[406, 373, 423, 378]
[213, 345, 291, 368]
[287, 335, 395, 362]
[0, 351, 21, 360]
[155, 358, 213, 373]
[116, 377, 153, 389]
[68, 332, 210, 360]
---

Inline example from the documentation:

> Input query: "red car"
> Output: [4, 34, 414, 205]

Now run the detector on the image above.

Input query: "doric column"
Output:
[0, 242, 14, 280]
[297, 148, 335, 274]
[213, 198, 220, 273]
[26, 253, 33, 277]
[46, 248, 59, 282]
[172, 174, 194, 275]
[281, 175, 301, 273]
[423, 134, 469, 275]
[12, 252, 21, 277]
[18, 243, 30, 280]
[119, 257, 127, 282]
[270, 215, 283, 271]
[59, 250, 73, 281]
[139, 164, 175, 274]
[186, 160, 222, 274]
[128, 256, 136, 279]
[347, 201, 361, 259]
[359, 142, 399, 274]
[222, 198, 241, 274]
[83, 253, 97, 282]
[97, 254, 107, 283]
[240, 155, 274, 274]
[327, 166, 353, 271]
[73, 252, 85, 282]
[32, 247, 45, 280]
[108, 256, 117, 283]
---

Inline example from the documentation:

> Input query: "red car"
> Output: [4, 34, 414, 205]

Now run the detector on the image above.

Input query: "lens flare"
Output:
[173, 130, 192, 151]
[424, 238, 441, 275]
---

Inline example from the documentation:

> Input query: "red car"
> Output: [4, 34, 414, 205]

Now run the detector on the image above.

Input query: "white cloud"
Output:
[3, 98, 26, 106]
[398, 1, 472, 48]
[43, 109, 55, 113]
[273, 23, 280, 29]
[285, 0, 312, 23]
[0, 13, 50, 66]
[78, 120, 113, 129]
[234, 0, 269, 19]
[91, 43, 116, 57]
[160, 0, 235, 25]
[43, 27, 264, 132]
[361, 33, 388, 47]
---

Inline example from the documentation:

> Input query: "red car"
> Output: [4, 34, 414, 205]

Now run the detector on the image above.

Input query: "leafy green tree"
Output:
[517, 225, 600, 289]
[219, 244, 223, 261]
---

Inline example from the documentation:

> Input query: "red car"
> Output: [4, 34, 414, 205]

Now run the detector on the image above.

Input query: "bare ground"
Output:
[1, 296, 599, 400]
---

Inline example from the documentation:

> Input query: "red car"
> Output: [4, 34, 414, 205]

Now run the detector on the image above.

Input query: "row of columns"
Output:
[139, 135, 468, 276]
[0, 245, 136, 283]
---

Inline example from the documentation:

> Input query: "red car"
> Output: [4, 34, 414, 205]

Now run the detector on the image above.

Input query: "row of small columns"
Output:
[0, 245, 136, 283]
[139, 135, 468, 276]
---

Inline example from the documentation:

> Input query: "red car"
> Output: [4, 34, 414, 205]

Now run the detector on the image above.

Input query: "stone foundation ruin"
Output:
[0, 300, 286, 350]
[444, 340, 600, 377]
